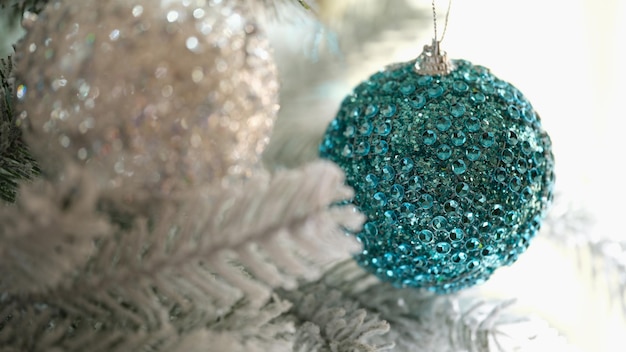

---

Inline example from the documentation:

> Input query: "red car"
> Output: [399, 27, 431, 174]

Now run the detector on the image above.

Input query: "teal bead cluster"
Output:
[319, 59, 555, 293]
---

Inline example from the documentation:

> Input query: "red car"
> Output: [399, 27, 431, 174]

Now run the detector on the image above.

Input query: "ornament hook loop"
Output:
[415, 39, 453, 75]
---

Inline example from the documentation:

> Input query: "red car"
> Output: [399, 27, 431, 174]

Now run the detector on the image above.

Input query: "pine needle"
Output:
[0, 161, 362, 351]
[0, 57, 39, 203]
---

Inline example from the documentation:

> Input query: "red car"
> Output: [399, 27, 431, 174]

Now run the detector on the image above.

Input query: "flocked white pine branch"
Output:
[0, 163, 110, 293]
[284, 281, 392, 352]
[275, 260, 578, 352]
[0, 160, 363, 351]
[542, 192, 626, 316]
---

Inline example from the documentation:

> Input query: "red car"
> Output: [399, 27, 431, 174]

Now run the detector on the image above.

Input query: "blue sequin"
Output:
[390, 184, 405, 200]
[383, 81, 398, 93]
[364, 222, 378, 236]
[341, 144, 353, 157]
[466, 146, 481, 161]
[507, 130, 519, 145]
[465, 238, 480, 250]
[481, 82, 496, 94]
[417, 75, 433, 86]
[365, 174, 378, 188]
[452, 159, 467, 175]
[450, 104, 466, 118]
[437, 144, 452, 160]
[365, 104, 379, 118]
[499, 89, 515, 102]
[320, 59, 555, 293]
[381, 104, 397, 118]
[451, 131, 467, 146]
[432, 216, 448, 230]
[465, 117, 481, 132]
[528, 168, 540, 183]
[452, 252, 468, 263]
[409, 94, 427, 109]
[428, 85, 445, 98]
[343, 125, 356, 138]
[463, 71, 479, 82]
[400, 84, 416, 95]
[471, 92, 486, 103]
[382, 165, 395, 181]
[374, 140, 389, 155]
[444, 200, 459, 213]
[436, 116, 452, 132]
[523, 108, 537, 123]
[418, 229, 434, 243]
[455, 182, 470, 197]
[384, 210, 398, 224]
[462, 212, 475, 224]
[400, 157, 414, 173]
[507, 105, 521, 120]
[418, 194, 434, 209]
[480, 132, 496, 148]
[400, 202, 416, 218]
[373, 192, 388, 207]
[408, 175, 424, 191]
[356, 141, 370, 156]
[494, 167, 507, 182]
[509, 176, 522, 192]
[358, 121, 373, 136]
[376, 122, 392, 136]
[435, 242, 451, 254]
[453, 80, 469, 93]
[422, 130, 437, 145]
[501, 149, 514, 164]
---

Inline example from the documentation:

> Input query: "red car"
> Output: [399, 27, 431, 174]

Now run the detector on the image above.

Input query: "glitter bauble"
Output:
[15, 0, 279, 192]
[320, 59, 555, 293]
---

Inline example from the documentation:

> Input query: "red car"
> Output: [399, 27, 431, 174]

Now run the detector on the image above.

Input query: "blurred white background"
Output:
[436, 1, 626, 351]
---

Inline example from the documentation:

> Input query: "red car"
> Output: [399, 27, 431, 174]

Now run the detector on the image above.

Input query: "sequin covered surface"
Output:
[320, 59, 555, 293]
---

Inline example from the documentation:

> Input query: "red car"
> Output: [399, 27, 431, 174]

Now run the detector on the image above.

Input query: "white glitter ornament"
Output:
[15, 0, 279, 193]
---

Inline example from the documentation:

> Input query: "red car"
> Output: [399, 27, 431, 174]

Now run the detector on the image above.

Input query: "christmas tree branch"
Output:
[206, 294, 296, 351]
[0, 163, 109, 293]
[542, 193, 626, 317]
[285, 285, 393, 352]
[279, 260, 563, 352]
[0, 0, 50, 13]
[0, 161, 363, 351]
[0, 56, 39, 203]
[590, 239, 626, 314]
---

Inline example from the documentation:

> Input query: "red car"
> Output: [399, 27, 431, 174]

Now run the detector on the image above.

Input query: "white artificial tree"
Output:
[0, 1, 623, 351]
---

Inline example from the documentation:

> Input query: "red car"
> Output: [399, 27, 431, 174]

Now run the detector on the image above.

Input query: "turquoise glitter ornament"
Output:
[319, 41, 555, 293]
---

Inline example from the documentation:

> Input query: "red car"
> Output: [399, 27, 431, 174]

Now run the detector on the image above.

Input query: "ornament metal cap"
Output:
[415, 39, 453, 75]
